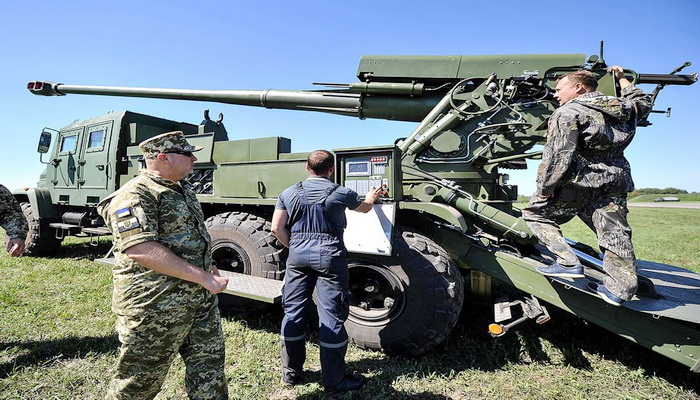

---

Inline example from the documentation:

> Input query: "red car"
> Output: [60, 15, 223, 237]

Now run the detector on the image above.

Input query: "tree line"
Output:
[629, 187, 689, 197]
[517, 188, 694, 203]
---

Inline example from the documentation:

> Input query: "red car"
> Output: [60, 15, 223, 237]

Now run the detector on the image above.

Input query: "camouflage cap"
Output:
[139, 131, 203, 158]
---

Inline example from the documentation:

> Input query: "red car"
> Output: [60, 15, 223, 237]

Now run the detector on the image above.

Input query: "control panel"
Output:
[335, 146, 397, 201]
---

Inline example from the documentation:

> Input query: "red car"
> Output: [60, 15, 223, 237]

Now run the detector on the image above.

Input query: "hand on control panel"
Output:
[379, 183, 389, 197]
[365, 186, 381, 204]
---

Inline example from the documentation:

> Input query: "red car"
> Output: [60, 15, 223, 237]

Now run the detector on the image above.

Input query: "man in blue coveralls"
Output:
[271, 150, 380, 397]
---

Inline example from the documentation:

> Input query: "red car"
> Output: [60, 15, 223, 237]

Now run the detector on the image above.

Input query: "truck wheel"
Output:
[346, 227, 464, 356]
[206, 211, 284, 279]
[20, 202, 62, 256]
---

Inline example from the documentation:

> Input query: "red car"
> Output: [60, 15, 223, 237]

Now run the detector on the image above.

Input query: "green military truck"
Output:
[18, 51, 700, 371]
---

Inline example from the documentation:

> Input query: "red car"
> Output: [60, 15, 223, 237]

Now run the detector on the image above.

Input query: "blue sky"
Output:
[1, 0, 698, 196]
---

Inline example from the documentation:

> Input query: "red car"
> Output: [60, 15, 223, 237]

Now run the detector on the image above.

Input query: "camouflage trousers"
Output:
[106, 293, 228, 400]
[522, 187, 637, 300]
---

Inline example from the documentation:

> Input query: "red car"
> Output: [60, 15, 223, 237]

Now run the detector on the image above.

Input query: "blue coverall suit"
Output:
[278, 179, 359, 389]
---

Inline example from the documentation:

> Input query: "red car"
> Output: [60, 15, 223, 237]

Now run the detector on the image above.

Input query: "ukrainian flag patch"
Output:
[114, 207, 141, 234]
[116, 207, 132, 218]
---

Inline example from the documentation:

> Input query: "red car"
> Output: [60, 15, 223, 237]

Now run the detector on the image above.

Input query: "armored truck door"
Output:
[52, 127, 84, 190]
[77, 122, 113, 202]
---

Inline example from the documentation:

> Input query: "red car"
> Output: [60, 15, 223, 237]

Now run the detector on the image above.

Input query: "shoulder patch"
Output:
[117, 217, 142, 233]
[115, 207, 132, 219]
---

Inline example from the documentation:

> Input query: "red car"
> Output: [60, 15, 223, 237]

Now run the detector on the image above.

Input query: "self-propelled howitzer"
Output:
[27, 54, 697, 243]
[22, 53, 700, 372]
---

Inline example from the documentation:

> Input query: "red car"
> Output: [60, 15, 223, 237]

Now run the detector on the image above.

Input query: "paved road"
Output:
[628, 202, 700, 209]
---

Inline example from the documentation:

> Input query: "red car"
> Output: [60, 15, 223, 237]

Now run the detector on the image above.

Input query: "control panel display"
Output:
[338, 150, 394, 200]
[347, 161, 371, 176]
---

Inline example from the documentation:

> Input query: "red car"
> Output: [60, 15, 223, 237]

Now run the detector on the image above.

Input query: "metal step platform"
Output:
[628, 260, 700, 323]
[218, 270, 283, 303]
[548, 260, 700, 324]
[49, 222, 81, 239]
[49, 222, 80, 230]
[82, 227, 112, 235]
[91, 257, 283, 304]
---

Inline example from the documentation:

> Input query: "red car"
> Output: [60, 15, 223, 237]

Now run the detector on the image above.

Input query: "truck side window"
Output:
[60, 135, 77, 153]
[88, 129, 105, 149]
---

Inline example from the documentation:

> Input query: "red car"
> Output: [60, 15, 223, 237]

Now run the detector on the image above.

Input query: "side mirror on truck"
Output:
[38, 129, 52, 154]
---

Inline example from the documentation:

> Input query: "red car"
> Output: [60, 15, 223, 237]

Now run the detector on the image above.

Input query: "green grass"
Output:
[1, 208, 699, 399]
[559, 207, 700, 272]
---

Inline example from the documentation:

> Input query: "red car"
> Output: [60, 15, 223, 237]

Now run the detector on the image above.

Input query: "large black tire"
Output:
[205, 211, 285, 278]
[346, 227, 464, 356]
[206, 211, 285, 309]
[20, 202, 62, 256]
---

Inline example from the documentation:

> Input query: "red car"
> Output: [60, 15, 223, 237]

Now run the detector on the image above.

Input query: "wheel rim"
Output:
[347, 260, 406, 326]
[211, 241, 251, 274]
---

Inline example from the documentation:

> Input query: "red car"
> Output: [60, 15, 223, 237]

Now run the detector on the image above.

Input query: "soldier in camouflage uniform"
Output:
[522, 66, 652, 306]
[0, 184, 28, 257]
[98, 131, 229, 400]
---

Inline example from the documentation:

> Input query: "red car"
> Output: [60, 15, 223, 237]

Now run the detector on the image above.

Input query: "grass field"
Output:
[1, 207, 699, 399]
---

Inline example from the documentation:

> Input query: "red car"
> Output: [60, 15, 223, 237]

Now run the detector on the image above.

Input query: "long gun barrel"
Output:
[26, 81, 443, 123]
[26, 54, 591, 123]
[28, 81, 361, 117]
[26, 54, 697, 124]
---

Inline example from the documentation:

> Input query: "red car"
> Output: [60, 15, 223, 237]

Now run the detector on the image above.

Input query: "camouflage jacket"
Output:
[97, 170, 212, 315]
[0, 184, 28, 240]
[535, 85, 652, 196]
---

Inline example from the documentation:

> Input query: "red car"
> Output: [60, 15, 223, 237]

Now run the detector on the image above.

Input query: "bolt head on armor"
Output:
[139, 131, 202, 159]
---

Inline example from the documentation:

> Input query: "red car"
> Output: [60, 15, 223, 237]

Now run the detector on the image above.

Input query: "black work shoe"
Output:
[586, 282, 624, 306]
[536, 263, 585, 278]
[324, 373, 367, 397]
[281, 378, 296, 387]
[281, 371, 305, 386]
[596, 285, 625, 306]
